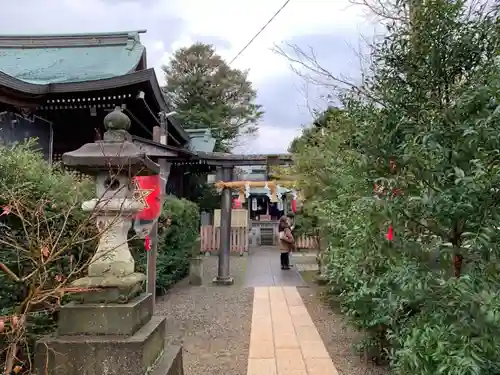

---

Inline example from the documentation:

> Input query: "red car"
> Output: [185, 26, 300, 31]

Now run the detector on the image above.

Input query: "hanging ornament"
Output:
[238, 188, 246, 203]
[277, 197, 284, 211]
[270, 186, 278, 202]
[264, 182, 272, 200]
[232, 198, 242, 209]
[144, 235, 151, 251]
[291, 190, 298, 213]
[276, 185, 283, 210]
[244, 182, 250, 198]
[386, 224, 394, 241]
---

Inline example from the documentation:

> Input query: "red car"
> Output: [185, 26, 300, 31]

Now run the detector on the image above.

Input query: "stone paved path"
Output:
[247, 286, 338, 375]
[244, 246, 307, 287]
[158, 247, 375, 375]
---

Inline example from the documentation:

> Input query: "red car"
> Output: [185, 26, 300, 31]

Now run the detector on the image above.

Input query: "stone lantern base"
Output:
[69, 272, 146, 304]
[34, 293, 184, 375]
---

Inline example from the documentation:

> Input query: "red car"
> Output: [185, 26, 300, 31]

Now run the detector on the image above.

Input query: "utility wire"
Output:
[229, 0, 291, 65]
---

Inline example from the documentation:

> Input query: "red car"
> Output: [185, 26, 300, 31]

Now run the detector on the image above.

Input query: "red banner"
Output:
[134, 175, 161, 221]
[232, 198, 242, 209]
[133, 175, 161, 246]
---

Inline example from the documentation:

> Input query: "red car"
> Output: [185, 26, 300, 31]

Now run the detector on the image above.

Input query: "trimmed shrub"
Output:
[133, 196, 200, 295]
[288, 1, 500, 373]
[0, 141, 96, 373]
[0, 142, 200, 372]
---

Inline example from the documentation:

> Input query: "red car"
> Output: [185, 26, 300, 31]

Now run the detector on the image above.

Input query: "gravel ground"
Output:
[199, 253, 248, 285]
[298, 287, 388, 375]
[155, 255, 252, 375]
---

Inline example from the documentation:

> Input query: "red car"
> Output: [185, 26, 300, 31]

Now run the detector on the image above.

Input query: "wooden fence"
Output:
[200, 225, 249, 254]
[295, 235, 319, 250]
[200, 225, 319, 253]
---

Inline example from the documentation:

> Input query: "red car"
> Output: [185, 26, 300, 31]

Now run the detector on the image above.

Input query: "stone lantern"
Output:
[62, 106, 159, 303]
[34, 108, 183, 375]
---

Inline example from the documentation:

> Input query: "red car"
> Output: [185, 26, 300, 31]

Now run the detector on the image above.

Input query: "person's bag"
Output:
[279, 230, 293, 244]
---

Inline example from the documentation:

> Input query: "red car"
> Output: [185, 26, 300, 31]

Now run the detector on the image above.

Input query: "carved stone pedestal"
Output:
[34, 294, 183, 375]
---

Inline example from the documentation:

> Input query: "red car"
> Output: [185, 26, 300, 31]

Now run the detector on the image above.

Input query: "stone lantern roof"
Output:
[62, 107, 160, 176]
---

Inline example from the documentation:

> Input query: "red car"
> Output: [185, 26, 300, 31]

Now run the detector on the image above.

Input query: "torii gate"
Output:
[168, 152, 294, 285]
[214, 179, 298, 216]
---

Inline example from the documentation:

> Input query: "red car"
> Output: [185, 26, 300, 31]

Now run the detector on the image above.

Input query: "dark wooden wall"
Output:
[0, 111, 53, 161]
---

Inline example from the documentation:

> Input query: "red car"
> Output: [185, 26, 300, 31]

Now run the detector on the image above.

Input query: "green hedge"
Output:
[0, 142, 96, 372]
[0, 142, 200, 372]
[133, 196, 200, 296]
[288, 2, 500, 373]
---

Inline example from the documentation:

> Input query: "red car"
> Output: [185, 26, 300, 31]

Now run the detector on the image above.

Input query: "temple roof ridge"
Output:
[0, 30, 147, 84]
[0, 30, 147, 48]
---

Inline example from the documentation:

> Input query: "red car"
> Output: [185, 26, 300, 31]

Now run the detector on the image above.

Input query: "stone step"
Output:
[58, 293, 153, 336]
[35, 316, 168, 375]
[149, 346, 184, 375]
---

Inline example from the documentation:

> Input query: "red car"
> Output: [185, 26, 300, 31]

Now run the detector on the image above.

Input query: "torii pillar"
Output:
[213, 166, 234, 285]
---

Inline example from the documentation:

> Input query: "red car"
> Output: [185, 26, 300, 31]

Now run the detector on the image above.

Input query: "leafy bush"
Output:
[0, 141, 96, 373]
[287, 1, 500, 374]
[0, 143, 200, 372]
[134, 196, 200, 295]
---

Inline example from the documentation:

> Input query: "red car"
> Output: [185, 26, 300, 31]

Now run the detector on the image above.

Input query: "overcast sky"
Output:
[0, 0, 374, 154]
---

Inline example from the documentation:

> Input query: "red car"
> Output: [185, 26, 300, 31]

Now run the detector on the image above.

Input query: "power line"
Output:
[229, 0, 291, 65]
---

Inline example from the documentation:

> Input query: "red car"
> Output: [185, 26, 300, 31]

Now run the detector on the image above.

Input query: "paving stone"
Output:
[300, 341, 331, 359]
[247, 359, 277, 375]
[249, 339, 275, 359]
[276, 349, 307, 375]
[305, 358, 339, 375]
[248, 285, 340, 375]
[245, 247, 306, 287]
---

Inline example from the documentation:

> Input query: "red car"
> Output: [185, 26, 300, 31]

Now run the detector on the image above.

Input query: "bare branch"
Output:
[273, 43, 385, 107]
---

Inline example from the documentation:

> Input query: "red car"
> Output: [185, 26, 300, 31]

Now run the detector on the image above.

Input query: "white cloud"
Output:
[160, 0, 366, 153]
[0, 0, 367, 154]
[234, 125, 303, 155]
[162, 0, 365, 84]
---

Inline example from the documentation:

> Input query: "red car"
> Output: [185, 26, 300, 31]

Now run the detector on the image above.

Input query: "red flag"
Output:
[134, 175, 161, 221]
[133, 175, 161, 240]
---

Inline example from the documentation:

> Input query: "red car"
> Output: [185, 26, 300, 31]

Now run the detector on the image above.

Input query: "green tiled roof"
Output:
[0, 31, 146, 84]
[186, 128, 216, 153]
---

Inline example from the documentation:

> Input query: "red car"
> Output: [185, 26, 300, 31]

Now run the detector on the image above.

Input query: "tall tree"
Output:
[285, 0, 500, 372]
[162, 43, 263, 152]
